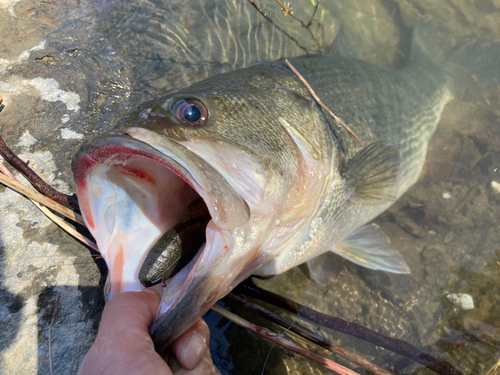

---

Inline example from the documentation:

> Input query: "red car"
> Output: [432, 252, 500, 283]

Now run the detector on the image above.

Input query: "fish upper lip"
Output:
[73, 131, 250, 231]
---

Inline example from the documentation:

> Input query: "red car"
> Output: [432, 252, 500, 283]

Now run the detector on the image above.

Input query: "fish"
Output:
[71, 26, 452, 349]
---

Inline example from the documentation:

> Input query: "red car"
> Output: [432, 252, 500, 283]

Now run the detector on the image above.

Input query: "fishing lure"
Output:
[139, 198, 210, 287]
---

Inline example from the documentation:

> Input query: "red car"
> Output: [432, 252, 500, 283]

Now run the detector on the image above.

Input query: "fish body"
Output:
[72, 30, 451, 347]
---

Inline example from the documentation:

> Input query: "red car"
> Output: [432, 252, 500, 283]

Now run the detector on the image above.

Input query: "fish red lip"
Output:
[72, 133, 250, 231]
[72, 132, 250, 229]
[72, 136, 198, 230]
[73, 134, 195, 191]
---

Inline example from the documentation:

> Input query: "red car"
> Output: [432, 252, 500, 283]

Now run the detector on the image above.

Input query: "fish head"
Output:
[72, 65, 329, 347]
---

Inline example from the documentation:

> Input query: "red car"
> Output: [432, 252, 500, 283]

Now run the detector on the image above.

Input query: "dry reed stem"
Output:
[211, 304, 359, 375]
[226, 293, 392, 375]
[0, 166, 98, 251]
[0, 171, 85, 225]
[486, 359, 500, 375]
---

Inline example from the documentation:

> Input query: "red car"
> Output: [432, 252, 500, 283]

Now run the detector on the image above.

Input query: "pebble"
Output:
[447, 293, 474, 310]
[491, 180, 500, 193]
[444, 231, 454, 243]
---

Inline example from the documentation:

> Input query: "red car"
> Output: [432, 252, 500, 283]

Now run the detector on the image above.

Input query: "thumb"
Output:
[78, 288, 167, 375]
[98, 288, 162, 338]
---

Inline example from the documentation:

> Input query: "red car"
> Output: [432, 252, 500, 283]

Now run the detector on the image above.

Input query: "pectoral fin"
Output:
[307, 224, 410, 286]
[345, 142, 400, 204]
[333, 223, 410, 273]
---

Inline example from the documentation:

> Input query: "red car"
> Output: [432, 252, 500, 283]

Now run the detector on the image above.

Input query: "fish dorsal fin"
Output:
[334, 224, 410, 273]
[345, 141, 400, 205]
[407, 21, 436, 67]
[327, 26, 358, 58]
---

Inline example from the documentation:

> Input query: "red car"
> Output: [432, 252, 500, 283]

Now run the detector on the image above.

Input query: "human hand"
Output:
[78, 288, 220, 375]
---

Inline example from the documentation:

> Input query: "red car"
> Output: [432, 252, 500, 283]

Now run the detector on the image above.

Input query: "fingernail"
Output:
[182, 334, 206, 369]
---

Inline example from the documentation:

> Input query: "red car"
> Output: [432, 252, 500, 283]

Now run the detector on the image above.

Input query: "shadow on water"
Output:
[32, 218, 107, 374]
[0, 229, 104, 374]
[33, 226, 107, 374]
[0, 247, 25, 359]
[35, 285, 105, 375]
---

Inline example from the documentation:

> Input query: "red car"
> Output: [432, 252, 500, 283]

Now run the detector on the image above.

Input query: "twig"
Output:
[49, 295, 60, 375]
[0, 135, 79, 209]
[485, 359, 500, 375]
[225, 293, 392, 375]
[35, 198, 98, 251]
[275, 0, 293, 16]
[211, 304, 359, 375]
[0, 166, 98, 251]
[306, 0, 320, 28]
[237, 280, 464, 375]
[0, 171, 85, 225]
[284, 59, 364, 147]
[274, 0, 320, 48]
[246, 0, 310, 54]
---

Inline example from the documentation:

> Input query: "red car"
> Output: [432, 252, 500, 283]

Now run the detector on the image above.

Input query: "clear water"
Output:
[98, 2, 500, 373]
[1, 0, 500, 374]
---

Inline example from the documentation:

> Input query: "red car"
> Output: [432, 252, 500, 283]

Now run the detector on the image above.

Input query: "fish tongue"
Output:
[139, 198, 210, 287]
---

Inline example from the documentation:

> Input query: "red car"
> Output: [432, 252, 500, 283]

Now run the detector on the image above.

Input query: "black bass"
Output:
[72, 29, 451, 347]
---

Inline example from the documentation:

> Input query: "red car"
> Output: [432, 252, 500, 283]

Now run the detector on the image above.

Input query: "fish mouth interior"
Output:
[73, 136, 218, 296]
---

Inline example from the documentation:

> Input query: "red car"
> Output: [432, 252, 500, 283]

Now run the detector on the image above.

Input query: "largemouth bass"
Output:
[72, 28, 451, 348]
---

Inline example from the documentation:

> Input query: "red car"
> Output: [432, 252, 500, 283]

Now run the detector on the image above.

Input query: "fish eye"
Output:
[173, 99, 208, 126]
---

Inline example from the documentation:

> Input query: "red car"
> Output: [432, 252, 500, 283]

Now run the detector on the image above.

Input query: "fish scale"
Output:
[255, 31, 452, 275]
[284, 46, 450, 180]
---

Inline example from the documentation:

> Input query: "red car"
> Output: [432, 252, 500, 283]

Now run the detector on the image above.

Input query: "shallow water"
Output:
[0, 0, 499, 374]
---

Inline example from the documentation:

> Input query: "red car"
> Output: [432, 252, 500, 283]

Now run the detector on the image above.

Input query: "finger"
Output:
[78, 288, 169, 375]
[174, 350, 221, 375]
[99, 288, 162, 338]
[171, 319, 210, 370]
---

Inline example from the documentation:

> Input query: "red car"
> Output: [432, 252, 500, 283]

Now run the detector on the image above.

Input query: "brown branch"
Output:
[225, 293, 392, 375]
[0, 135, 79, 210]
[306, 0, 320, 28]
[246, 0, 310, 54]
[236, 280, 464, 375]
[211, 304, 359, 375]
[284, 59, 364, 147]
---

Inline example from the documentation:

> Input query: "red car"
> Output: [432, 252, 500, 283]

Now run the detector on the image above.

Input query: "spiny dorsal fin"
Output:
[345, 141, 400, 204]
[334, 224, 410, 274]
[327, 26, 358, 58]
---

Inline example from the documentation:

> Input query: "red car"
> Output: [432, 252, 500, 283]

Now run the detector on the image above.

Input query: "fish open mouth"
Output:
[72, 130, 250, 298]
